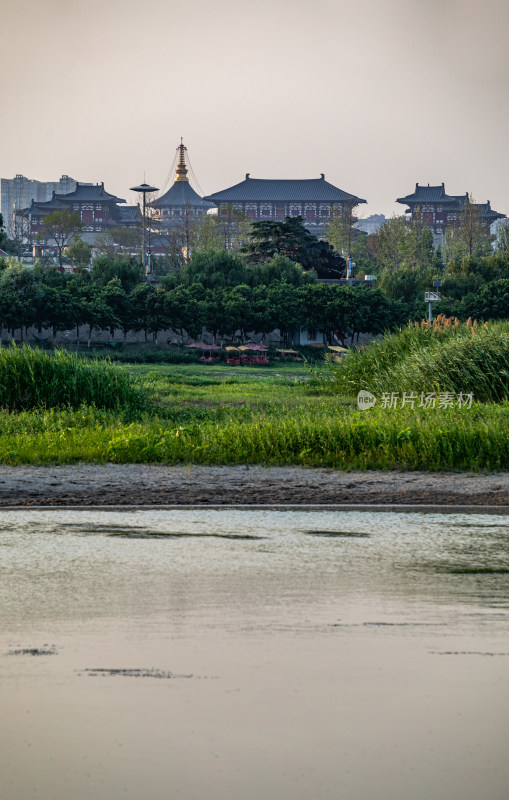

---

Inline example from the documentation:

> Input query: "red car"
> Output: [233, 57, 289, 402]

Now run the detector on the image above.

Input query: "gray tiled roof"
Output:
[152, 181, 214, 209]
[474, 201, 505, 222]
[204, 175, 366, 204]
[55, 182, 126, 204]
[29, 197, 68, 212]
[117, 205, 142, 223]
[396, 183, 460, 204]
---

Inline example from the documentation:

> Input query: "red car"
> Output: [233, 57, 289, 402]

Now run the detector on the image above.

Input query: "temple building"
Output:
[150, 140, 214, 224]
[396, 183, 505, 246]
[25, 182, 141, 241]
[203, 173, 366, 231]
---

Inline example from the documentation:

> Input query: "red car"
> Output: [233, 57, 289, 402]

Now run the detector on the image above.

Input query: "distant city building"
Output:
[396, 183, 505, 247]
[203, 173, 366, 232]
[355, 214, 387, 235]
[151, 140, 214, 224]
[1, 174, 76, 237]
[25, 182, 141, 244]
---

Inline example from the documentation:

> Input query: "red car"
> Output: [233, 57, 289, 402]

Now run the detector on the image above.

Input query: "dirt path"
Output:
[0, 464, 508, 507]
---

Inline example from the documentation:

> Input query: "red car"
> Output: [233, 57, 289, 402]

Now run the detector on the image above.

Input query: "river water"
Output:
[0, 508, 508, 800]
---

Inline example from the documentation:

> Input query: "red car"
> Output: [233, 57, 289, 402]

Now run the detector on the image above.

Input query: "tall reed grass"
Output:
[0, 346, 149, 414]
[318, 317, 509, 402]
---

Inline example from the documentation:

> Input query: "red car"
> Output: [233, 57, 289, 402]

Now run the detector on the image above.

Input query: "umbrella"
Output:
[244, 343, 268, 351]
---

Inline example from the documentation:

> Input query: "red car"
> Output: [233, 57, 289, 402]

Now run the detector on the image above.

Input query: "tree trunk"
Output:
[88, 325, 92, 348]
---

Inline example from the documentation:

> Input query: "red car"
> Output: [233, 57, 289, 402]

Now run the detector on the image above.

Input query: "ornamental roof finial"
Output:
[175, 138, 189, 182]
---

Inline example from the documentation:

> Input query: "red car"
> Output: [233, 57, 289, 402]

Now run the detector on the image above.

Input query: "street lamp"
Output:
[130, 182, 158, 275]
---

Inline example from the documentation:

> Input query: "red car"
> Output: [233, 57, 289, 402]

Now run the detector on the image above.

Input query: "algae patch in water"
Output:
[6, 648, 57, 656]
[303, 530, 371, 538]
[82, 668, 193, 679]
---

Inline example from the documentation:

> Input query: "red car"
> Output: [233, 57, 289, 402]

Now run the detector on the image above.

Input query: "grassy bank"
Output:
[0, 346, 148, 415]
[0, 405, 504, 470]
[0, 360, 506, 470]
[316, 318, 509, 402]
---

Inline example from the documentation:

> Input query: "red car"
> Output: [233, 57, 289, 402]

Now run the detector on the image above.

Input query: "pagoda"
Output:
[151, 140, 214, 224]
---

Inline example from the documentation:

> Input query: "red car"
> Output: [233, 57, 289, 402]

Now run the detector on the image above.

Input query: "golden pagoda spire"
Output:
[174, 137, 189, 182]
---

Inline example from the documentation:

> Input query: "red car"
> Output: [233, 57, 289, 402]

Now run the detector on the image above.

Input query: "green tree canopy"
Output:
[91, 255, 144, 293]
[38, 209, 83, 268]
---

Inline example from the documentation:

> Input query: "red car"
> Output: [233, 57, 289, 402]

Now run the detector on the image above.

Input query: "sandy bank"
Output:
[0, 464, 508, 507]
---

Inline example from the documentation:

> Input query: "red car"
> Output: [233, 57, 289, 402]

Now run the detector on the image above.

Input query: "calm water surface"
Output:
[0, 509, 508, 800]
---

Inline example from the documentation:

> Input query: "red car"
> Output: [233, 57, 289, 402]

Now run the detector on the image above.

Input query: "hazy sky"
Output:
[1, 0, 508, 217]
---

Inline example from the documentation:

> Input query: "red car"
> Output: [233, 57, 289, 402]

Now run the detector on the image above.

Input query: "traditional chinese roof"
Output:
[396, 183, 462, 205]
[28, 196, 68, 213]
[54, 182, 126, 204]
[204, 175, 366, 205]
[470, 201, 505, 223]
[27, 182, 126, 214]
[116, 205, 142, 224]
[153, 180, 214, 210]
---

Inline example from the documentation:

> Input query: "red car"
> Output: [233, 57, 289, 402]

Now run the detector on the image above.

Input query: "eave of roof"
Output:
[29, 198, 68, 212]
[203, 176, 366, 204]
[55, 182, 126, 204]
[396, 184, 457, 204]
[151, 181, 214, 209]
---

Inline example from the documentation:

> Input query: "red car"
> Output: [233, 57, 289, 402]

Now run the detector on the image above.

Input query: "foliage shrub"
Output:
[317, 316, 509, 402]
[83, 346, 200, 365]
[0, 346, 149, 414]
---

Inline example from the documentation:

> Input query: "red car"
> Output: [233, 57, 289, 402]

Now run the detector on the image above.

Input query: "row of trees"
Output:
[1, 203, 508, 338]
[0, 257, 405, 343]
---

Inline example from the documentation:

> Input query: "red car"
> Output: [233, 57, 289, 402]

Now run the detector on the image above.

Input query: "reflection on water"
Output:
[0, 509, 508, 800]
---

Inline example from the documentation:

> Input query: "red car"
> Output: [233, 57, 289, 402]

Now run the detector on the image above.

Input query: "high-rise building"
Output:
[1, 174, 76, 237]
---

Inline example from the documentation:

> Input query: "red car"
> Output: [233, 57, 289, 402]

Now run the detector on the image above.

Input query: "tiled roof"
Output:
[204, 175, 366, 204]
[55, 182, 126, 204]
[152, 181, 214, 209]
[117, 205, 142, 223]
[474, 201, 505, 222]
[396, 183, 461, 205]
[29, 196, 68, 212]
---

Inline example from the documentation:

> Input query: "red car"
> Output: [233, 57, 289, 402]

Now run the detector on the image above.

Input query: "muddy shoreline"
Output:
[0, 464, 508, 507]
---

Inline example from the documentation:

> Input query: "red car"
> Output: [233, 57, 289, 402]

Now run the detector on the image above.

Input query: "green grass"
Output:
[0, 346, 149, 415]
[316, 318, 509, 402]
[0, 401, 506, 471]
[0, 358, 506, 470]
